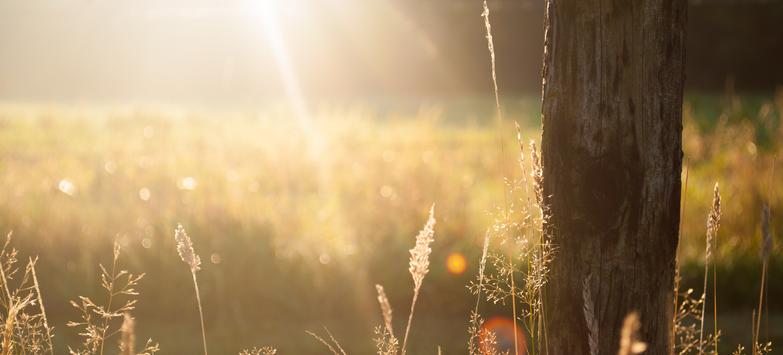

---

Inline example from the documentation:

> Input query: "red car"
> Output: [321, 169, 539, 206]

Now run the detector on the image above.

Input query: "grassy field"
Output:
[0, 92, 780, 353]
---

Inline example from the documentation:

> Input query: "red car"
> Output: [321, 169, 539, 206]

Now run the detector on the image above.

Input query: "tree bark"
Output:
[540, 1, 686, 355]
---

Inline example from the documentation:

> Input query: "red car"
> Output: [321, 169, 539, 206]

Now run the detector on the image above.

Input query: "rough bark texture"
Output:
[540, 1, 686, 354]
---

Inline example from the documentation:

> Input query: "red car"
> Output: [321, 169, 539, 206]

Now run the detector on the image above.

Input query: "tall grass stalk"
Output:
[481, 2, 520, 352]
[174, 224, 208, 355]
[467, 230, 491, 355]
[753, 235, 768, 355]
[482, 0, 501, 128]
[763, 157, 775, 343]
[673, 160, 689, 355]
[0, 233, 14, 355]
[754, 158, 775, 353]
[508, 264, 519, 355]
[97, 243, 121, 355]
[401, 206, 436, 355]
[29, 257, 54, 355]
[699, 183, 721, 355]
[474, 231, 491, 314]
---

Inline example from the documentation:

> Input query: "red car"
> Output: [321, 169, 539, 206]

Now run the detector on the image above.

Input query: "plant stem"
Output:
[401, 288, 419, 355]
[754, 261, 767, 353]
[29, 258, 54, 355]
[99, 251, 119, 355]
[192, 271, 208, 355]
[674, 161, 689, 354]
[698, 261, 708, 355]
[510, 266, 519, 355]
[712, 259, 718, 355]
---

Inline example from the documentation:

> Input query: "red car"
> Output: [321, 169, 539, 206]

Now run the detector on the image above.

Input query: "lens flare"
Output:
[446, 252, 467, 275]
[482, 316, 527, 355]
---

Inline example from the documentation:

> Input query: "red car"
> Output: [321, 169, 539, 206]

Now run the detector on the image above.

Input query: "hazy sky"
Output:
[0, 0, 506, 106]
[2, 0, 781, 106]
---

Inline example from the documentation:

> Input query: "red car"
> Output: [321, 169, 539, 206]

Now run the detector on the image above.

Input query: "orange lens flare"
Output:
[446, 252, 467, 275]
[481, 316, 527, 355]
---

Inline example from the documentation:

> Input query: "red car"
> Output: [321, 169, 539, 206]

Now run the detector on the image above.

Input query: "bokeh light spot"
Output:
[139, 187, 151, 201]
[446, 252, 467, 275]
[178, 177, 198, 190]
[319, 253, 331, 265]
[58, 179, 76, 196]
[380, 185, 394, 199]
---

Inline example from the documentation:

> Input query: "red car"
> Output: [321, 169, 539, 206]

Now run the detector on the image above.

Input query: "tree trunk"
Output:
[540, 1, 686, 355]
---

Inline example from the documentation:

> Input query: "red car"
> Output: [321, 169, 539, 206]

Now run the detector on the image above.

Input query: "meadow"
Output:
[0, 91, 780, 354]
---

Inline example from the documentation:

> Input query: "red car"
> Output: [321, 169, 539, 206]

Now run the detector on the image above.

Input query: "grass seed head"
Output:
[174, 224, 201, 273]
[706, 183, 721, 263]
[409, 205, 436, 290]
[375, 284, 394, 337]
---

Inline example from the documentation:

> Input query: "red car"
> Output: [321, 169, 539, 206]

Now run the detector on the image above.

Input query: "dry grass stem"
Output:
[699, 183, 721, 355]
[481, 0, 501, 125]
[753, 203, 772, 354]
[306, 328, 346, 355]
[401, 205, 436, 355]
[29, 257, 54, 354]
[174, 225, 208, 355]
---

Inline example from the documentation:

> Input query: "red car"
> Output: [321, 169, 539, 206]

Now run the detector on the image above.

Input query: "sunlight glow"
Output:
[255, 1, 325, 159]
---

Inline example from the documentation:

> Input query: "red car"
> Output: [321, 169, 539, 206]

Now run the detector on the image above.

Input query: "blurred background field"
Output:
[0, 91, 781, 353]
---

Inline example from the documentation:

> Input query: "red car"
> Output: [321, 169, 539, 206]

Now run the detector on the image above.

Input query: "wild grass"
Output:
[465, 129, 553, 355]
[66, 241, 156, 355]
[700, 184, 722, 355]
[173, 224, 207, 355]
[0, 232, 53, 355]
[672, 177, 777, 355]
[306, 328, 346, 355]
[401, 205, 436, 354]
